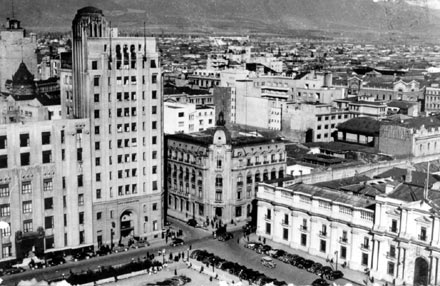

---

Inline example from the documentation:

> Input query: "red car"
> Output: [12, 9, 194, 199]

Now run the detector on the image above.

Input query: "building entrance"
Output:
[413, 257, 429, 286]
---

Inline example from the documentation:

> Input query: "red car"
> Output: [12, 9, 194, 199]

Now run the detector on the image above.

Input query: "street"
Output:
[2, 218, 355, 286]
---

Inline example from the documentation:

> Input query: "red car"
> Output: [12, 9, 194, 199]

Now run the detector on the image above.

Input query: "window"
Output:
[390, 219, 398, 232]
[0, 185, 8, 197]
[79, 212, 84, 225]
[21, 152, 30, 166]
[97, 212, 102, 220]
[217, 159, 222, 169]
[152, 136, 157, 145]
[20, 133, 29, 147]
[215, 190, 222, 202]
[23, 220, 33, 232]
[178, 112, 184, 117]
[215, 176, 223, 187]
[235, 206, 242, 217]
[320, 239, 326, 253]
[340, 246, 347, 259]
[78, 175, 83, 187]
[387, 262, 395, 276]
[153, 203, 157, 211]
[41, 132, 51, 145]
[92, 61, 98, 70]
[0, 155, 7, 169]
[23, 201, 32, 213]
[95, 157, 101, 166]
[0, 204, 10, 217]
[45, 216, 54, 229]
[152, 121, 157, 130]
[94, 110, 100, 119]
[96, 173, 101, 182]
[283, 228, 289, 240]
[42, 150, 52, 163]
[389, 245, 396, 258]
[152, 106, 157, 114]
[79, 230, 85, 244]
[0, 136, 7, 149]
[43, 179, 53, 192]
[265, 222, 271, 235]
[152, 90, 157, 99]
[78, 194, 84, 205]
[420, 227, 427, 241]
[94, 77, 100, 86]
[22, 182, 32, 194]
[152, 151, 157, 160]
[152, 74, 158, 84]
[301, 234, 307, 246]
[44, 197, 53, 210]
[362, 253, 368, 266]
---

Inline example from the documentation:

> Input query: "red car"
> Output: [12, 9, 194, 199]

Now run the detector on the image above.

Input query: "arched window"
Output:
[278, 168, 284, 179]
[271, 168, 277, 180]
[263, 169, 269, 181]
[247, 172, 253, 184]
[255, 171, 261, 182]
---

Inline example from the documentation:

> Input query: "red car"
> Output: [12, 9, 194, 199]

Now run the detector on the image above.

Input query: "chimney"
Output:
[405, 168, 412, 183]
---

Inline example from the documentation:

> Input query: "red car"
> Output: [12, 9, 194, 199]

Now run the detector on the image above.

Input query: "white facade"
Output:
[257, 180, 440, 286]
[164, 102, 215, 134]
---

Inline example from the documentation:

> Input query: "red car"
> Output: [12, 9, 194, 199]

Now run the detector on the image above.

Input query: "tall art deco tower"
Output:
[62, 7, 164, 246]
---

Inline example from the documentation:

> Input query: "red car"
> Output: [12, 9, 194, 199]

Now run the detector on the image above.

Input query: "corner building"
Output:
[62, 7, 163, 246]
[166, 127, 286, 226]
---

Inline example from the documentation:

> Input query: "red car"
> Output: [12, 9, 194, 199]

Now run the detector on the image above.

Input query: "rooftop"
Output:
[381, 116, 440, 129]
[337, 117, 380, 136]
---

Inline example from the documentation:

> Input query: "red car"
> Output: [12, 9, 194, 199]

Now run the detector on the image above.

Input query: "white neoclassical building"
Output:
[257, 179, 440, 286]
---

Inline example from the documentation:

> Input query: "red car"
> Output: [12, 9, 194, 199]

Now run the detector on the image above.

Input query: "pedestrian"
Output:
[237, 238, 239, 244]
[189, 244, 192, 250]
[247, 236, 250, 242]
[174, 269, 177, 275]
[263, 237, 266, 244]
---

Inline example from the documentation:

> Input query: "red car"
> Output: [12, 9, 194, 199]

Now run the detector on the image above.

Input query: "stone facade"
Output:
[166, 127, 286, 227]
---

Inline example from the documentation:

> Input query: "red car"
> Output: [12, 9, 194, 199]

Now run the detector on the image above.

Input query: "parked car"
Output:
[2, 267, 25, 275]
[218, 232, 233, 241]
[299, 259, 314, 270]
[170, 238, 185, 247]
[261, 256, 276, 269]
[312, 278, 330, 286]
[327, 270, 344, 280]
[309, 262, 323, 273]
[291, 256, 305, 267]
[244, 242, 262, 250]
[256, 244, 272, 254]
[280, 253, 298, 264]
[186, 219, 199, 227]
[46, 256, 66, 266]
[268, 249, 286, 259]
[316, 266, 332, 277]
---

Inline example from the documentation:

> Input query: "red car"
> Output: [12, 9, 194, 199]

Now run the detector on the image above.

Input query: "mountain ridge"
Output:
[0, 0, 439, 38]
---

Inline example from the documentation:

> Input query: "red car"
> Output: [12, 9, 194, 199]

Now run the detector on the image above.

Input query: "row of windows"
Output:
[317, 114, 349, 121]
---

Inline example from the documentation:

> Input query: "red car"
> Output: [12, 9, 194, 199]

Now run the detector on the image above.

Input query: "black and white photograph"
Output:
[0, 0, 439, 285]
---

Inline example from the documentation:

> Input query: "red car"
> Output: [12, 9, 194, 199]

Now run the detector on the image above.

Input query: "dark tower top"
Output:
[72, 6, 108, 39]
[11, 62, 36, 97]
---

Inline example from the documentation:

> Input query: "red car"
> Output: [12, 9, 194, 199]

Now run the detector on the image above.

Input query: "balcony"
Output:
[263, 161, 269, 164]
[319, 231, 327, 238]
[339, 237, 348, 244]
[389, 227, 398, 233]
[419, 234, 427, 241]
[255, 162, 262, 165]
[264, 215, 272, 221]
[386, 252, 396, 260]
[361, 243, 370, 251]
[281, 220, 289, 226]
[300, 225, 308, 232]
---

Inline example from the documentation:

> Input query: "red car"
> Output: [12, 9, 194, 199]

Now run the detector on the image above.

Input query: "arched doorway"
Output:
[413, 257, 429, 286]
[120, 210, 135, 238]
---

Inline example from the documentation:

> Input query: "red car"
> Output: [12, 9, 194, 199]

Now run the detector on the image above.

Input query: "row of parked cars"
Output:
[190, 249, 288, 286]
[146, 275, 192, 286]
[244, 242, 344, 285]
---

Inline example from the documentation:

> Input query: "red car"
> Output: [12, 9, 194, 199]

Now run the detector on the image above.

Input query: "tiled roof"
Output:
[381, 116, 440, 129]
[375, 167, 440, 188]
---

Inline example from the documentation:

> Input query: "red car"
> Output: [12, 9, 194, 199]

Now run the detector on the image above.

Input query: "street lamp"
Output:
[0, 221, 9, 259]
[334, 251, 338, 271]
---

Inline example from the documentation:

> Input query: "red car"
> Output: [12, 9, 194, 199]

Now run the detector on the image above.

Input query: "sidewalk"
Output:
[245, 233, 385, 286]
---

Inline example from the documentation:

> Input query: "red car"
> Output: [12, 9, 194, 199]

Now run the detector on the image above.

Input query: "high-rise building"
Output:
[61, 7, 163, 246]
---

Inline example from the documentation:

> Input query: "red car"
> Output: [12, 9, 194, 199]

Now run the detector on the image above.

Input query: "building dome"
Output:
[77, 6, 103, 16]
